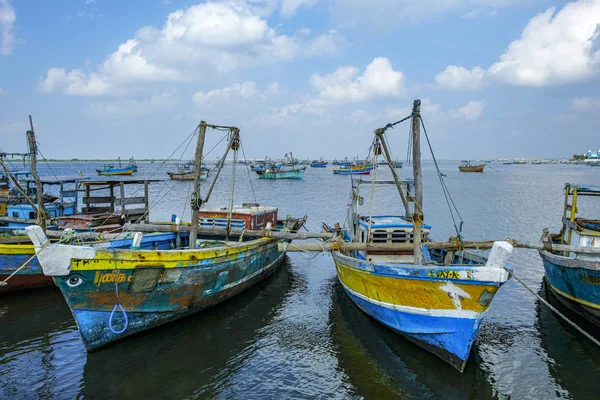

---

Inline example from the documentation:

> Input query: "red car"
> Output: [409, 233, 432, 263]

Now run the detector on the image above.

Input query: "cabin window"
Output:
[372, 230, 388, 243]
[391, 230, 408, 243]
[29, 212, 36, 219]
[11, 211, 18, 218]
[360, 231, 365, 243]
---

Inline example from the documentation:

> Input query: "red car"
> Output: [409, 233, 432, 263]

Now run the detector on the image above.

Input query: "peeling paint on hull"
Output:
[54, 239, 286, 350]
[333, 251, 509, 372]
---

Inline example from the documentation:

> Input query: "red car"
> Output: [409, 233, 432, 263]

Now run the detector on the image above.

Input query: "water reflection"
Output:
[79, 258, 298, 399]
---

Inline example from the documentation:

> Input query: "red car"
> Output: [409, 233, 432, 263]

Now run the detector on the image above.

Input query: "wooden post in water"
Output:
[27, 116, 46, 231]
[411, 100, 423, 264]
[189, 121, 207, 249]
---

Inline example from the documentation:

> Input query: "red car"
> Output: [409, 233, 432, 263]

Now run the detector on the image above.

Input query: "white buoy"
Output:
[132, 232, 143, 249]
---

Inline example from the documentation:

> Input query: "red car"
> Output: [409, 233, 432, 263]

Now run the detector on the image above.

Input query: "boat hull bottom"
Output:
[70, 252, 287, 351]
[343, 283, 480, 372]
[0, 272, 54, 293]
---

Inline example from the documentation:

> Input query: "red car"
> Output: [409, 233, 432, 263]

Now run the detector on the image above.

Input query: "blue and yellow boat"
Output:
[96, 158, 137, 176]
[331, 100, 513, 372]
[539, 183, 600, 327]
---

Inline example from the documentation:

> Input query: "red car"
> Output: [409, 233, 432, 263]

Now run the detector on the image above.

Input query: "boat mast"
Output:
[27, 116, 46, 231]
[375, 131, 410, 218]
[411, 100, 423, 263]
[189, 121, 207, 249]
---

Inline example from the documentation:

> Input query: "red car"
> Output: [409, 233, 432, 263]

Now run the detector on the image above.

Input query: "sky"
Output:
[0, 0, 599, 160]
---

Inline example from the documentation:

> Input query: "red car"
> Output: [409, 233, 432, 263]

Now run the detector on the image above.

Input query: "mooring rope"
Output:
[507, 268, 600, 347]
[108, 247, 129, 334]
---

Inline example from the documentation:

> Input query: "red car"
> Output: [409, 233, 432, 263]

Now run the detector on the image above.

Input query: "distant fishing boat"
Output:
[393, 160, 403, 168]
[458, 160, 485, 172]
[539, 183, 600, 327]
[330, 100, 513, 372]
[96, 157, 137, 176]
[332, 165, 372, 175]
[167, 163, 210, 181]
[25, 121, 306, 350]
[259, 152, 306, 179]
[310, 158, 328, 168]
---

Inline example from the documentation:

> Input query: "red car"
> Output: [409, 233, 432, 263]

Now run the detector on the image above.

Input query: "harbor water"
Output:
[1, 161, 600, 399]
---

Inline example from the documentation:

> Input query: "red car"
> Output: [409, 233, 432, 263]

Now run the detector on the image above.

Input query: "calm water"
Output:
[1, 161, 600, 399]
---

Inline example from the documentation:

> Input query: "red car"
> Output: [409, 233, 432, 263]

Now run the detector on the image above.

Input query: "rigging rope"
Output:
[419, 116, 464, 241]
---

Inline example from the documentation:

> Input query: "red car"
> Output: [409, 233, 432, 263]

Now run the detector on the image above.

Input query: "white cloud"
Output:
[38, 68, 112, 96]
[39, 1, 344, 96]
[571, 96, 600, 111]
[310, 57, 405, 105]
[262, 82, 281, 99]
[489, 1, 600, 86]
[192, 81, 257, 103]
[0, 87, 5, 96]
[435, 65, 486, 90]
[0, 0, 16, 55]
[436, 0, 600, 89]
[84, 0, 97, 4]
[452, 100, 485, 120]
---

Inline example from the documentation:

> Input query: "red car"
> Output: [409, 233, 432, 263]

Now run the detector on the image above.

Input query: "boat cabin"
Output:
[198, 204, 277, 231]
[356, 215, 432, 263]
[557, 183, 600, 260]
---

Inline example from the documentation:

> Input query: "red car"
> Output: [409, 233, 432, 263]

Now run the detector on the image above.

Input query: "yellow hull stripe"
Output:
[335, 261, 497, 313]
[71, 237, 275, 271]
[549, 284, 600, 311]
[0, 243, 35, 255]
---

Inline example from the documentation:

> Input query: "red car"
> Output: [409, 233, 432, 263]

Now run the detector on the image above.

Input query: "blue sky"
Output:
[1, 0, 599, 160]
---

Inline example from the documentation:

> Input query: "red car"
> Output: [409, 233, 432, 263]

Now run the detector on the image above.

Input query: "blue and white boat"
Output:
[539, 183, 600, 327]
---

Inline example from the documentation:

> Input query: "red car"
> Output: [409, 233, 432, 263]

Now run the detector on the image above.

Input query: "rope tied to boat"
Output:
[506, 268, 600, 348]
[190, 191, 202, 210]
[108, 247, 129, 335]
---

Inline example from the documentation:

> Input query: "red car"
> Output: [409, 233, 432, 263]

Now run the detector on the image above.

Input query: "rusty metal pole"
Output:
[189, 121, 207, 249]
[27, 116, 46, 231]
[411, 100, 423, 264]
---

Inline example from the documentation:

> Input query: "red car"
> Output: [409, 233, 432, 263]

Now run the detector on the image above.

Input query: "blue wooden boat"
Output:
[539, 183, 600, 327]
[311, 158, 328, 168]
[24, 122, 306, 350]
[330, 100, 513, 372]
[96, 158, 137, 176]
[393, 160, 403, 168]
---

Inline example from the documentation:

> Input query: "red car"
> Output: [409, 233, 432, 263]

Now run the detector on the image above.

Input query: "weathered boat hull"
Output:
[458, 164, 485, 172]
[539, 250, 600, 327]
[332, 251, 510, 371]
[0, 233, 184, 294]
[258, 168, 305, 179]
[41, 236, 286, 350]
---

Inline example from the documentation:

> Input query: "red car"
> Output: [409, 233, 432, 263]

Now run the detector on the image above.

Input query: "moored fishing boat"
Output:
[167, 163, 210, 181]
[259, 152, 306, 179]
[25, 122, 306, 350]
[333, 165, 372, 175]
[96, 158, 137, 176]
[538, 183, 600, 327]
[458, 160, 485, 172]
[311, 158, 328, 168]
[330, 100, 513, 372]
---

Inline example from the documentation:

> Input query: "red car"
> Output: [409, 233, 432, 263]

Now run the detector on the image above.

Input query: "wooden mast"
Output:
[27, 116, 46, 231]
[189, 121, 207, 249]
[375, 131, 410, 218]
[411, 100, 423, 264]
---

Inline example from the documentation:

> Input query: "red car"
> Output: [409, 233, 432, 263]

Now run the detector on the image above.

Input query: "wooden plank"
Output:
[61, 190, 78, 197]
[115, 197, 146, 206]
[83, 196, 114, 205]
